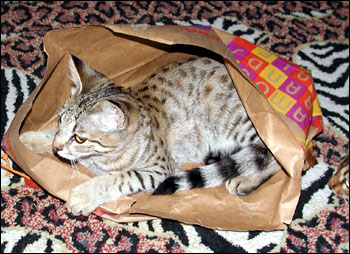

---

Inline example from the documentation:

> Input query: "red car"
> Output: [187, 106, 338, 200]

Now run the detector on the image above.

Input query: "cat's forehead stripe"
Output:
[62, 85, 129, 119]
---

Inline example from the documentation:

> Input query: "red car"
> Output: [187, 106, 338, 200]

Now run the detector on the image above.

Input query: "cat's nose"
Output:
[52, 145, 61, 154]
[52, 144, 63, 154]
[52, 135, 64, 154]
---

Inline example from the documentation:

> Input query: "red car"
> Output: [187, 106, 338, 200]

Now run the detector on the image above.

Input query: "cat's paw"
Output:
[66, 182, 102, 216]
[225, 176, 257, 196]
[19, 129, 56, 154]
[65, 175, 120, 216]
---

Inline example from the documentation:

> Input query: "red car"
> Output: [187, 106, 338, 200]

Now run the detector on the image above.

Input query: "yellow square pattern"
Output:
[259, 64, 288, 88]
[251, 47, 278, 63]
[226, 36, 323, 137]
[268, 90, 295, 115]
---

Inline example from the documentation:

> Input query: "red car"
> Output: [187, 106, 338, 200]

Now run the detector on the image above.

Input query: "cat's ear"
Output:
[68, 55, 108, 96]
[91, 100, 126, 131]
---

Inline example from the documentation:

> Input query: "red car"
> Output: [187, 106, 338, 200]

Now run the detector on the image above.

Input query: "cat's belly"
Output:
[170, 144, 207, 165]
[165, 124, 208, 165]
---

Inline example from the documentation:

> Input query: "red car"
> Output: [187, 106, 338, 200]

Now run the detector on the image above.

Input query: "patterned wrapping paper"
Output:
[226, 36, 323, 151]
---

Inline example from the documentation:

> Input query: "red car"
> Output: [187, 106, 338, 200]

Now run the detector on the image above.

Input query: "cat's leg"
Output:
[19, 129, 57, 154]
[225, 159, 280, 196]
[66, 167, 168, 216]
[222, 142, 281, 196]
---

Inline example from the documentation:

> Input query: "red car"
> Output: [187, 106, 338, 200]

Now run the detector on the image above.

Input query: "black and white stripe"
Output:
[153, 142, 273, 195]
[1, 68, 39, 139]
[169, 17, 268, 44]
[294, 41, 349, 136]
[1, 228, 68, 252]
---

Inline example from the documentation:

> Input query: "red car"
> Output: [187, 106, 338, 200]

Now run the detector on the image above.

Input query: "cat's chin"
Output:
[56, 151, 78, 162]
[56, 155, 74, 165]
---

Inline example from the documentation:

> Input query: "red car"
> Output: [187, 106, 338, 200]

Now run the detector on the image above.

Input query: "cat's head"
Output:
[52, 55, 132, 161]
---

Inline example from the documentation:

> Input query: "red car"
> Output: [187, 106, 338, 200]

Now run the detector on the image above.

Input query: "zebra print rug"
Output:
[1, 2, 349, 253]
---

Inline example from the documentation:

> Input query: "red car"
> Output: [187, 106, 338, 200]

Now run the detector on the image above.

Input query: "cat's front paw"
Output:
[66, 182, 102, 216]
[65, 175, 120, 216]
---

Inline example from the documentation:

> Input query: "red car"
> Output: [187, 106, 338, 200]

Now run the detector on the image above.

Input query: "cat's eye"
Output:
[74, 135, 86, 144]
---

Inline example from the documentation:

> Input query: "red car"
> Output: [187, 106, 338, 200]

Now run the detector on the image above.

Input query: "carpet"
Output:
[1, 1, 349, 253]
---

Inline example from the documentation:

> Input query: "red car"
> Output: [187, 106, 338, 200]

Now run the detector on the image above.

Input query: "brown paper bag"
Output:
[1, 24, 323, 231]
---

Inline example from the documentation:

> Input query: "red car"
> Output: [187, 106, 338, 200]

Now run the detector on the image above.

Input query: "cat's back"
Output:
[142, 57, 234, 95]
[130, 57, 245, 164]
[132, 57, 239, 116]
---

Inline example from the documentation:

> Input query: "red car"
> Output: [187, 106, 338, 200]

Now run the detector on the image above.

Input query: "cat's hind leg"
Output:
[222, 142, 281, 196]
[225, 161, 280, 196]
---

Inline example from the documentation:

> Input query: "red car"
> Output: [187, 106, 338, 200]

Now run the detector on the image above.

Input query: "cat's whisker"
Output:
[75, 158, 84, 166]
[71, 159, 80, 172]
[70, 159, 76, 171]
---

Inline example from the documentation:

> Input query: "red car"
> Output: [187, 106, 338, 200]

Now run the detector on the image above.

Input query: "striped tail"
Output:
[153, 143, 279, 196]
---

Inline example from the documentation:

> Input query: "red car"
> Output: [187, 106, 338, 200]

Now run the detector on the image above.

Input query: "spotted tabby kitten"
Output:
[20, 55, 280, 216]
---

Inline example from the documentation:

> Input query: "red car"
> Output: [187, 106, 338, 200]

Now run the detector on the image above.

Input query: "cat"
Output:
[20, 55, 281, 216]
[329, 155, 349, 201]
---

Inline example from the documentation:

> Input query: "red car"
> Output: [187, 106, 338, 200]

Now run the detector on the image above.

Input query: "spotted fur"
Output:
[20, 55, 280, 215]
